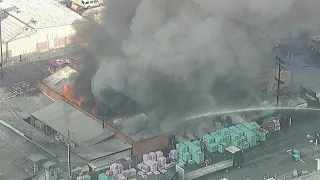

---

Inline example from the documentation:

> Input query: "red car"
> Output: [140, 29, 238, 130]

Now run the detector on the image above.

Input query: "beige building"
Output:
[1, 0, 87, 59]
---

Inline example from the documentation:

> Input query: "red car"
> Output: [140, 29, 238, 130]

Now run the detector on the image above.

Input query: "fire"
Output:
[62, 84, 97, 116]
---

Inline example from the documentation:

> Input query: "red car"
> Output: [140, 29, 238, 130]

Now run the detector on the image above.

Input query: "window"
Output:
[90, 1, 93, 3]
[94, 0, 98, 2]
[86, 1, 89, 4]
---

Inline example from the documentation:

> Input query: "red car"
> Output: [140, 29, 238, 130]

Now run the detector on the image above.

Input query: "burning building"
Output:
[38, 66, 169, 156]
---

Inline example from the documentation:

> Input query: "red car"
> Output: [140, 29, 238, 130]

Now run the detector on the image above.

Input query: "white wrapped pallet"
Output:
[156, 151, 163, 159]
[130, 168, 137, 176]
[141, 164, 150, 173]
[143, 154, 151, 163]
[170, 149, 178, 160]
[106, 170, 113, 176]
[118, 164, 124, 171]
[137, 163, 143, 170]
[113, 169, 120, 175]
[149, 161, 158, 172]
[158, 157, 166, 166]
[138, 171, 144, 176]
[122, 170, 130, 178]
[77, 177, 84, 180]
[149, 152, 157, 161]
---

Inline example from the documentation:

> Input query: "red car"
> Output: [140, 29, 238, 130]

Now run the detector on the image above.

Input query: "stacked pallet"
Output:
[106, 163, 136, 180]
[176, 141, 204, 164]
[137, 150, 169, 176]
[202, 121, 267, 153]
[261, 117, 280, 132]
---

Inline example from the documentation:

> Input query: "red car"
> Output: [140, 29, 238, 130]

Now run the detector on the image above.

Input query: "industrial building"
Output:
[37, 66, 169, 158]
[0, 0, 87, 59]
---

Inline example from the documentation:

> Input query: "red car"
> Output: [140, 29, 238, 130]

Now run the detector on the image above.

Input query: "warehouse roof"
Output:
[31, 99, 115, 146]
[42, 66, 79, 94]
[1, 0, 86, 42]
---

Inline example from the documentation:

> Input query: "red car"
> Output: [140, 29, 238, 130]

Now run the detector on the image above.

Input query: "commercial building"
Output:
[1, 0, 87, 59]
[38, 66, 170, 156]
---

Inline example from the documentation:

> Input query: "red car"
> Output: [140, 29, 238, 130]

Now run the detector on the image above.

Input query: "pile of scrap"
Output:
[261, 116, 280, 133]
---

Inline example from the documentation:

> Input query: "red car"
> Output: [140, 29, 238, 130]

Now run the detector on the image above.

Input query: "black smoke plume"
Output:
[72, 0, 320, 135]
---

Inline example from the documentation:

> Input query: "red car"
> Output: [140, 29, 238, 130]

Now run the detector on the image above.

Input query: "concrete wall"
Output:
[132, 135, 169, 156]
[2, 24, 76, 59]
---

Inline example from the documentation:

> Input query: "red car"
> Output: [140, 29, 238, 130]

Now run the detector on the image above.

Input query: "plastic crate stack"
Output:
[176, 141, 204, 164]
[98, 172, 114, 180]
[169, 149, 178, 160]
[137, 150, 169, 177]
[203, 122, 267, 153]
[77, 175, 91, 180]
[106, 163, 137, 180]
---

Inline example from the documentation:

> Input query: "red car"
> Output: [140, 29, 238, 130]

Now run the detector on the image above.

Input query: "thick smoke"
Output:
[73, 0, 320, 134]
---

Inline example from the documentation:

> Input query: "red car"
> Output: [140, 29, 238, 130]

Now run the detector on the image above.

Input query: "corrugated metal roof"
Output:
[1, 0, 86, 42]
[4, 94, 54, 117]
[31, 100, 115, 146]
[42, 66, 79, 94]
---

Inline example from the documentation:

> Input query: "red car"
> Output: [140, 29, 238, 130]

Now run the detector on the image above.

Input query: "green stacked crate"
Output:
[231, 140, 242, 148]
[218, 143, 227, 153]
[243, 123, 257, 133]
[98, 173, 106, 180]
[210, 132, 218, 137]
[194, 152, 204, 164]
[185, 152, 192, 161]
[223, 134, 231, 145]
[83, 175, 91, 180]
[203, 134, 214, 143]
[176, 162, 185, 168]
[222, 128, 230, 135]
[259, 131, 266, 141]
[213, 135, 223, 144]
[186, 142, 201, 154]
[99, 173, 114, 180]
[250, 122, 260, 129]
[230, 132, 240, 140]
[242, 141, 250, 149]
[184, 141, 202, 162]
[193, 140, 201, 147]
[206, 143, 218, 153]
[215, 129, 224, 136]
[239, 136, 246, 142]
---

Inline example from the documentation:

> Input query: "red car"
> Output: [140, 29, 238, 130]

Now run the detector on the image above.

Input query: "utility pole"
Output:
[67, 129, 72, 179]
[274, 55, 286, 109]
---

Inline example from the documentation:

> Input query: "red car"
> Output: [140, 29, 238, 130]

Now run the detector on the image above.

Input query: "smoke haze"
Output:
[73, 0, 320, 135]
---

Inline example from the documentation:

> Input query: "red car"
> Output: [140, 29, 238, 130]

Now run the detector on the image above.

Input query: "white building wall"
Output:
[4, 24, 76, 58]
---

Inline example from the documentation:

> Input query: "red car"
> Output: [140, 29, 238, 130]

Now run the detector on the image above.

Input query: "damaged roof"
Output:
[42, 66, 79, 94]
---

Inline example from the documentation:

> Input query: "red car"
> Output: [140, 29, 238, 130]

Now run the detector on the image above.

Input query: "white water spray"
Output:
[184, 106, 320, 121]
[163, 106, 320, 134]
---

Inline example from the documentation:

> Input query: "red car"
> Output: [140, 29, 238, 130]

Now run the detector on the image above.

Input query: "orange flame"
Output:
[62, 84, 98, 116]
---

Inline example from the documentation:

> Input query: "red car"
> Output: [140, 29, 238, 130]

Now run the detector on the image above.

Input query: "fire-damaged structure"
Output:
[37, 66, 169, 156]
